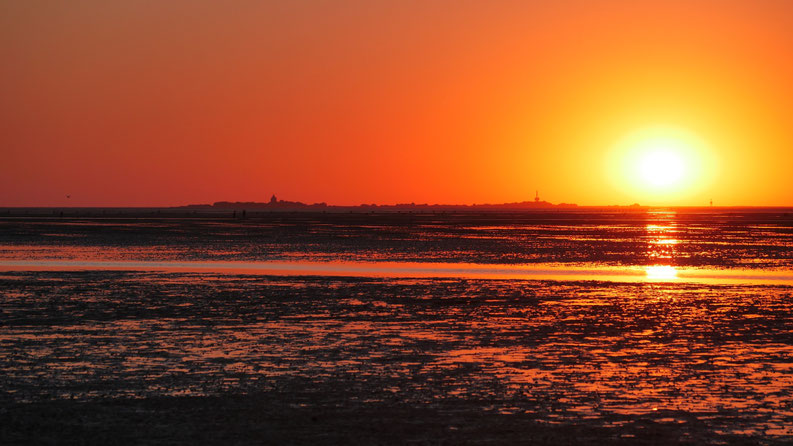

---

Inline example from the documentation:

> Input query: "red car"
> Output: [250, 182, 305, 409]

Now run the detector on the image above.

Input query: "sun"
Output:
[605, 125, 717, 203]
[635, 139, 686, 188]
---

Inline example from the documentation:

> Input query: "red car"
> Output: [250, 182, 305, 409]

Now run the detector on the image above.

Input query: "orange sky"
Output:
[2, 1, 793, 207]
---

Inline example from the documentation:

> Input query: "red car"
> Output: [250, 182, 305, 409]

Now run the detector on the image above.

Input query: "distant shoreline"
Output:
[4, 197, 793, 212]
[178, 198, 582, 212]
[1, 205, 792, 219]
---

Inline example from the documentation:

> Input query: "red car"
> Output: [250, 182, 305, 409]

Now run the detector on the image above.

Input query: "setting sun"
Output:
[606, 125, 717, 204]
[637, 144, 685, 188]
[4, 2, 793, 444]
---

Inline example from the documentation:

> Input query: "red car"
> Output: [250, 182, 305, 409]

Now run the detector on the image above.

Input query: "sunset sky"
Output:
[3, 0, 793, 207]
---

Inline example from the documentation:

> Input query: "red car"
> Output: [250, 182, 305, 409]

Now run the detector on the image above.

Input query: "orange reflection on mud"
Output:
[646, 211, 679, 263]
[3, 270, 793, 439]
[644, 212, 680, 281]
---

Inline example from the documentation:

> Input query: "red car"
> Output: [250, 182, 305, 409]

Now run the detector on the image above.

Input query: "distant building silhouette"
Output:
[182, 195, 579, 212]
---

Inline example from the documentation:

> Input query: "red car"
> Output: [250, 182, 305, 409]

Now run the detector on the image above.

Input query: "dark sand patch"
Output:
[2, 271, 793, 444]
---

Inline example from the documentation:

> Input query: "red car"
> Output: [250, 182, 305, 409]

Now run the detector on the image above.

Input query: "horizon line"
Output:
[2, 202, 793, 210]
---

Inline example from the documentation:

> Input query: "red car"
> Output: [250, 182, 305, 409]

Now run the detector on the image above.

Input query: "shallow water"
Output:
[2, 259, 793, 286]
[1, 209, 792, 268]
[2, 271, 793, 443]
[1, 210, 793, 444]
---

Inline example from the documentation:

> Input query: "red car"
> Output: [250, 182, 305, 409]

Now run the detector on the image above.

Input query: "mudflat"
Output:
[1, 210, 792, 444]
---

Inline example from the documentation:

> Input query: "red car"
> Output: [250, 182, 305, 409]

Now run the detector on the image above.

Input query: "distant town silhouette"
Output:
[180, 194, 588, 212]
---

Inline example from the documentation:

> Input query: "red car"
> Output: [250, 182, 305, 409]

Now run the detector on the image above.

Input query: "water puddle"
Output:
[1, 259, 791, 285]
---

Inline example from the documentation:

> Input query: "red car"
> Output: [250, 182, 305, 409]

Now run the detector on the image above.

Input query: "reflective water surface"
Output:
[1, 210, 793, 443]
[1, 259, 792, 286]
[2, 271, 793, 442]
[2, 209, 792, 268]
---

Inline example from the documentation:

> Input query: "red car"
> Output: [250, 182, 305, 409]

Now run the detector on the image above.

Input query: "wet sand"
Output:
[3, 271, 793, 444]
[1, 211, 793, 444]
[1, 209, 792, 269]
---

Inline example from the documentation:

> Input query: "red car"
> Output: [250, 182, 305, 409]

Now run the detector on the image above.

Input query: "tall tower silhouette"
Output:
[535, 190, 540, 203]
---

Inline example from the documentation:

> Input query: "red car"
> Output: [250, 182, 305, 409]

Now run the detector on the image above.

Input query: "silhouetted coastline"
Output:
[180, 195, 582, 212]
[6, 203, 793, 220]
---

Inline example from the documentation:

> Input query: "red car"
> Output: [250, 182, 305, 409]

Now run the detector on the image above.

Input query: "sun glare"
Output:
[645, 265, 678, 281]
[637, 145, 685, 188]
[606, 125, 717, 204]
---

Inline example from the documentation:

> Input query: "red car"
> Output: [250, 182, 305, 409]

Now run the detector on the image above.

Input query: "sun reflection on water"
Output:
[645, 265, 678, 281]
[646, 210, 679, 267]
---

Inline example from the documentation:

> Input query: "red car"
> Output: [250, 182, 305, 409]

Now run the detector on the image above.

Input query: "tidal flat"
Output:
[1, 210, 792, 444]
